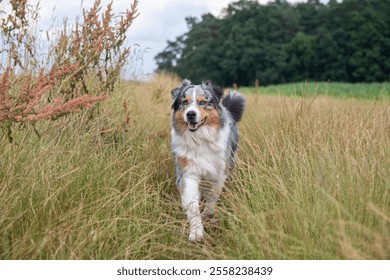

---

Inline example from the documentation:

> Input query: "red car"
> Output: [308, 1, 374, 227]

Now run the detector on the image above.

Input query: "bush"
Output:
[0, 0, 139, 142]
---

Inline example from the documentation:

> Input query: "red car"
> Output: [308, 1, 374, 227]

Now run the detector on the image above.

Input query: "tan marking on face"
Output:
[196, 96, 207, 103]
[204, 107, 220, 128]
[174, 110, 187, 134]
[197, 102, 220, 129]
[173, 94, 193, 134]
[184, 95, 192, 103]
[177, 156, 189, 170]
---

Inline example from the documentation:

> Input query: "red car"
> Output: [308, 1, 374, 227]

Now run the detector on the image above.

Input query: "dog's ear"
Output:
[171, 87, 180, 99]
[171, 79, 192, 99]
[202, 80, 223, 101]
[182, 79, 191, 87]
[212, 85, 224, 101]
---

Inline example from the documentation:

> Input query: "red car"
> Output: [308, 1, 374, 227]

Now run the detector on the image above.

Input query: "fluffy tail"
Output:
[222, 91, 246, 122]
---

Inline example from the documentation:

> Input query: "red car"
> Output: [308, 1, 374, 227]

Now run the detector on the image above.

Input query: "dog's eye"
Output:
[182, 100, 188, 106]
[199, 101, 207, 106]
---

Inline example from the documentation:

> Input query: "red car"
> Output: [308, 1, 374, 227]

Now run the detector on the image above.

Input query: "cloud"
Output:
[124, 0, 330, 74]
[128, 0, 228, 42]
[13, 0, 331, 76]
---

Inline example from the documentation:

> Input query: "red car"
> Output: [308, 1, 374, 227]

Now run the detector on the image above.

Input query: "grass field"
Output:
[240, 82, 390, 100]
[0, 74, 389, 259]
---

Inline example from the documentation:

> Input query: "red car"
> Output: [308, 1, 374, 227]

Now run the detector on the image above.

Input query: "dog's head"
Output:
[171, 80, 223, 133]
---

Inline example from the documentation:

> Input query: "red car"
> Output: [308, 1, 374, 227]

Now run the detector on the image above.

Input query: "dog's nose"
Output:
[186, 111, 196, 121]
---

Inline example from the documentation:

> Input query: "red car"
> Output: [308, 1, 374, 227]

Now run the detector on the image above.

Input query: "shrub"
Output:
[0, 0, 139, 142]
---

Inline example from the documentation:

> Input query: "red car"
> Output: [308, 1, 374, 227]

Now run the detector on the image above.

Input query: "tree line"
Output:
[155, 0, 390, 86]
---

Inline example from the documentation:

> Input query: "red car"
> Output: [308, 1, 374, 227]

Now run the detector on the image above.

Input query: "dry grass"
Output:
[0, 73, 389, 259]
[1, 0, 139, 142]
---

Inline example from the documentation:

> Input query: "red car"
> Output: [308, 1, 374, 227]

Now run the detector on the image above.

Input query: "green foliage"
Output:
[283, 33, 316, 82]
[155, 0, 390, 86]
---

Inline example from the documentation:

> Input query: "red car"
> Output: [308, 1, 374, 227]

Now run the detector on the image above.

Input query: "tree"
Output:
[155, 37, 184, 73]
[155, 0, 390, 86]
[283, 33, 316, 82]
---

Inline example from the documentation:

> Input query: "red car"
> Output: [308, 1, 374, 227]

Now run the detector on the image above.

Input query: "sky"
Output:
[2, 0, 329, 78]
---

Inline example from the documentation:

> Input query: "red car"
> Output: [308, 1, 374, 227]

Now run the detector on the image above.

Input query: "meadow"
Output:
[0, 74, 389, 259]
[240, 81, 390, 100]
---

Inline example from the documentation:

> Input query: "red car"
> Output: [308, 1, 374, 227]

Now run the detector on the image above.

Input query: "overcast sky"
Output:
[3, 0, 329, 77]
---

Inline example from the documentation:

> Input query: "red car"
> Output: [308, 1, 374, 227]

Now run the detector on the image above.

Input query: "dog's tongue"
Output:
[188, 123, 198, 131]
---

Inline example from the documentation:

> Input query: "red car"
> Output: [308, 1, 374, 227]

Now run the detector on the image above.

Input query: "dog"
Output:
[170, 80, 245, 241]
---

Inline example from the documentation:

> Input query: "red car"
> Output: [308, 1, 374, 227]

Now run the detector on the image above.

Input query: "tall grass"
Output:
[0, 74, 389, 259]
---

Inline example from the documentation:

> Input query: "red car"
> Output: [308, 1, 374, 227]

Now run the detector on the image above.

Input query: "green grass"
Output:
[240, 82, 390, 100]
[1, 75, 389, 259]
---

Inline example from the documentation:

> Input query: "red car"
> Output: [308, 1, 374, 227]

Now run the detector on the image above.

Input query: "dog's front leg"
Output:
[180, 177, 204, 241]
[202, 180, 224, 224]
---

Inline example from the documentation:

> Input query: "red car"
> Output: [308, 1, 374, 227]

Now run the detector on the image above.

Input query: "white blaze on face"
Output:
[184, 86, 200, 124]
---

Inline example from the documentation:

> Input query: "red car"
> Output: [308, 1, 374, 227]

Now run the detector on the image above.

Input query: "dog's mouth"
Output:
[187, 117, 207, 132]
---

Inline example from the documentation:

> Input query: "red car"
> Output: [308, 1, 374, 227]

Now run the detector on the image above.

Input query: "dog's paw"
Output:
[204, 217, 218, 227]
[189, 225, 204, 242]
[202, 210, 218, 226]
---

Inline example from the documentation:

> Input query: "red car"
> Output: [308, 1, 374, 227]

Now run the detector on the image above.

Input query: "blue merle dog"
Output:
[170, 80, 245, 241]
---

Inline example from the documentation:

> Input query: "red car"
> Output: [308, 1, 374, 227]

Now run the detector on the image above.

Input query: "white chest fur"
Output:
[171, 124, 230, 181]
